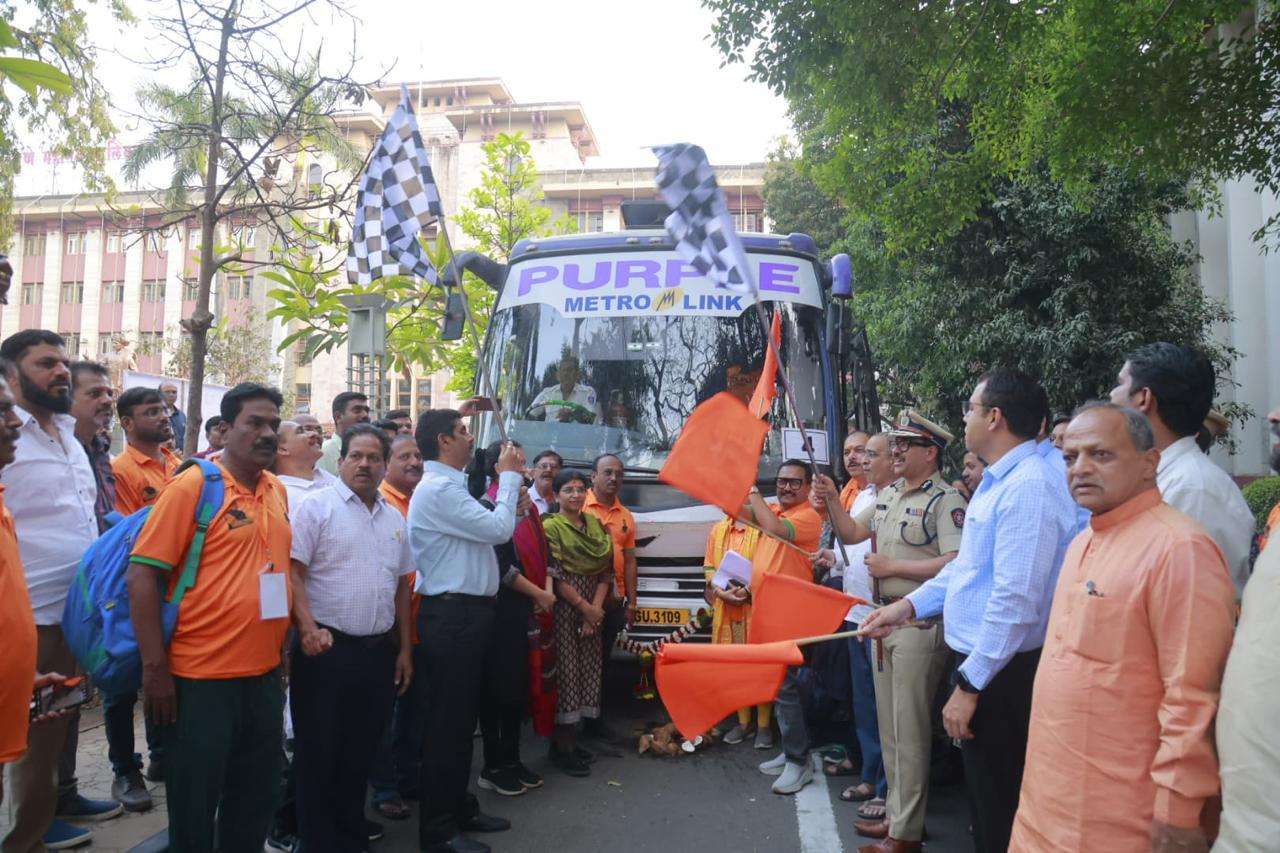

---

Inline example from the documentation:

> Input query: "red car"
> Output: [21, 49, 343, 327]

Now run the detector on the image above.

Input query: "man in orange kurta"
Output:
[1010, 404, 1236, 853]
[838, 430, 870, 512]
[745, 459, 823, 796]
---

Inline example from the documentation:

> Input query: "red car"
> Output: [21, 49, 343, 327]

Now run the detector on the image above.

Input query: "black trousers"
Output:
[480, 588, 531, 770]
[955, 648, 1041, 853]
[594, 597, 626, 724]
[291, 628, 396, 853]
[416, 595, 496, 846]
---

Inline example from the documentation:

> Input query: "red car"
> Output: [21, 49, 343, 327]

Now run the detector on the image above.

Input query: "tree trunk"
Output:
[181, 6, 235, 456]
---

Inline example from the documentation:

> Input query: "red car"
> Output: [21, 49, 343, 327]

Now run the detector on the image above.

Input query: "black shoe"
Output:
[582, 720, 623, 743]
[458, 812, 510, 833]
[476, 767, 525, 797]
[144, 758, 164, 783]
[421, 836, 490, 853]
[264, 829, 297, 852]
[366, 819, 384, 842]
[550, 747, 591, 777]
[507, 762, 543, 789]
[573, 745, 596, 764]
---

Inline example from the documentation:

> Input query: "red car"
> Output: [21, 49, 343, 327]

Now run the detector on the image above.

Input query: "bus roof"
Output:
[510, 229, 820, 262]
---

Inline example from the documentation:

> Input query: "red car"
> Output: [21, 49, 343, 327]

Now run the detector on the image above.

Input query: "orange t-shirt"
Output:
[380, 479, 420, 644]
[1258, 500, 1280, 552]
[584, 489, 638, 597]
[130, 461, 292, 679]
[839, 476, 867, 512]
[112, 444, 182, 515]
[750, 501, 823, 586]
[0, 486, 37, 762]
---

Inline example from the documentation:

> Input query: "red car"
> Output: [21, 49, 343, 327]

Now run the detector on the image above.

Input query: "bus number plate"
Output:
[633, 607, 688, 627]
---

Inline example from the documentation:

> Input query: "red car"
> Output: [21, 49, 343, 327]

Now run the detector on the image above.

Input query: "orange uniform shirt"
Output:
[1258, 500, 1280, 552]
[750, 501, 823, 586]
[0, 486, 37, 762]
[1011, 489, 1236, 851]
[130, 461, 292, 679]
[380, 479, 420, 644]
[111, 444, 182, 515]
[584, 489, 637, 596]
[839, 475, 867, 513]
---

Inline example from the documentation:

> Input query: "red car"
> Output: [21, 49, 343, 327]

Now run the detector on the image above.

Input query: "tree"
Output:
[0, 1, 123, 245]
[706, 0, 1280, 249]
[268, 131, 572, 396]
[164, 314, 278, 387]
[760, 138, 847, 256]
[119, 0, 367, 454]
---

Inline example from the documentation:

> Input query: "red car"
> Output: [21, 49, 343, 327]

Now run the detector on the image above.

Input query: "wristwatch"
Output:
[956, 671, 982, 695]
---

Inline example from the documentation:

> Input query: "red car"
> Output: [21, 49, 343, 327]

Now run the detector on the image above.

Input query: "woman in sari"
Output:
[541, 468, 612, 776]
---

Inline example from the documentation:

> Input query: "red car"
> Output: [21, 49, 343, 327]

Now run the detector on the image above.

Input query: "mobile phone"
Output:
[30, 676, 92, 721]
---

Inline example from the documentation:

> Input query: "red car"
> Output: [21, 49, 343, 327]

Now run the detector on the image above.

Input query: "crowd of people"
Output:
[0, 321, 1277, 853]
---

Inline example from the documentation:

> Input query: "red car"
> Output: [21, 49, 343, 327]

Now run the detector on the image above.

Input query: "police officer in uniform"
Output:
[813, 410, 966, 853]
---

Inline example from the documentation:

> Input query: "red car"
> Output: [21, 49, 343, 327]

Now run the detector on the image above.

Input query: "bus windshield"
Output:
[477, 301, 828, 473]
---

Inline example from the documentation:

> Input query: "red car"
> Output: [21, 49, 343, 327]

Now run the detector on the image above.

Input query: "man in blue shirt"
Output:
[861, 369, 1078, 853]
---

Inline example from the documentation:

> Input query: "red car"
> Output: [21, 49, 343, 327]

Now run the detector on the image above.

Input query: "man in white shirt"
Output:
[0, 330, 120, 851]
[527, 449, 562, 515]
[526, 354, 602, 424]
[408, 409, 525, 853]
[1110, 342, 1255, 592]
[319, 391, 370, 475]
[274, 414, 336, 515]
[288, 424, 415, 851]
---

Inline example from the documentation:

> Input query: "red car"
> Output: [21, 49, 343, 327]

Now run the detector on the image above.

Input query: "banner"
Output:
[497, 250, 822, 319]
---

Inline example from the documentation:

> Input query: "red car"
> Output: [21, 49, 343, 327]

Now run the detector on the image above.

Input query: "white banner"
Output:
[497, 250, 823, 318]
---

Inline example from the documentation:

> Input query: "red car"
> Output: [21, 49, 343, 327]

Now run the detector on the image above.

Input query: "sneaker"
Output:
[144, 757, 164, 782]
[366, 819, 384, 842]
[722, 723, 753, 745]
[264, 829, 297, 852]
[41, 819, 92, 850]
[771, 760, 814, 795]
[55, 793, 123, 822]
[110, 770, 153, 813]
[754, 726, 775, 750]
[477, 767, 525, 797]
[508, 762, 543, 789]
[758, 752, 787, 775]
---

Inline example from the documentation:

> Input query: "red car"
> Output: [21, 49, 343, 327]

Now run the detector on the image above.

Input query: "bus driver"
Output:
[527, 353, 603, 425]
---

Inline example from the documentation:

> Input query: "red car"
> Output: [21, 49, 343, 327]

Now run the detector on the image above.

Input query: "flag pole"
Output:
[794, 619, 938, 647]
[734, 516, 817, 559]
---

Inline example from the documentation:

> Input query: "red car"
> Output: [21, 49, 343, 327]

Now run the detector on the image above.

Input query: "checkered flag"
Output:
[347, 84, 443, 285]
[652, 143, 755, 296]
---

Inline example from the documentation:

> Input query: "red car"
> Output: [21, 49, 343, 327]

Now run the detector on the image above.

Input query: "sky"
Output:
[15, 0, 793, 195]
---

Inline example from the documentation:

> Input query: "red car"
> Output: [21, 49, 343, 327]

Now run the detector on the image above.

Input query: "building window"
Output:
[137, 331, 164, 355]
[226, 274, 252, 300]
[397, 378, 412, 407]
[102, 280, 125, 303]
[232, 225, 256, 247]
[144, 231, 166, 254]
[64, 233, 84, 255]
[188, 229, 200, 250]
[60, 282, 83, 304]
[97, 332, 115, 357]
[105, 231, 122, 253]
[61, 333, 82, 358]
[732, 211, 759, 233]
[573, 211, 604, 233]
[182, 278, 199, 301]
[141, 279, 165, 303]
[23, 233, 46, 256]
[20, 283, 40, 305]
[416, 378, 433, 412]
[295, 382, 312, 411]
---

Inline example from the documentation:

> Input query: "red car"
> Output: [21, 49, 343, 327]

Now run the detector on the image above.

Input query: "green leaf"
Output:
[0, 56, 73, 96]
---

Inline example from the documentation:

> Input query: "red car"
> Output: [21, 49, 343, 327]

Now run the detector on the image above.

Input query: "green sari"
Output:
[542, 512, 612, 576]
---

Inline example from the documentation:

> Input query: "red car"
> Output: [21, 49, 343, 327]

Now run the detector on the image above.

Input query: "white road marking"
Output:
[795, 753, 844, 853]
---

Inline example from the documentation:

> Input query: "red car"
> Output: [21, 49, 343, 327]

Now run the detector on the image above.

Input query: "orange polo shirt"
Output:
[131, 461, 292, 679]
[584, 489, 637, 596]
[112, 444, 182, 515]
[750, 501, 823, 586]
[380, 478, 420, 644]
[0, 486, 37, 762]
[839, 475, 867, 512]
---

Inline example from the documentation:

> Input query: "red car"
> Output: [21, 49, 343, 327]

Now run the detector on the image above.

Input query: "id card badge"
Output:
[259, 565, 288, 620]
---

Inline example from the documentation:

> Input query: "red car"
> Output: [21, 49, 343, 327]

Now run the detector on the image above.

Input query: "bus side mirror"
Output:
[830, 254, 853, 299]
[441, 289, 466, 341]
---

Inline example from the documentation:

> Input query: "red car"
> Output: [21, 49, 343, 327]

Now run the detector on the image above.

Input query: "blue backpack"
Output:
[62, 457, 224, 697]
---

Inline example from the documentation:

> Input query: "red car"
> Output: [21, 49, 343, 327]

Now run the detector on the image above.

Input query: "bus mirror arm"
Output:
[441, 251, 508, 293]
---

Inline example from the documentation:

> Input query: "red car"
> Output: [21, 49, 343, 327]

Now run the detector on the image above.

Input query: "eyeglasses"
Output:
[891, 438, 933, 450]
[775, 477, 806, 490]
[295, 424, 323, 435]
[962, 400, 989, 415]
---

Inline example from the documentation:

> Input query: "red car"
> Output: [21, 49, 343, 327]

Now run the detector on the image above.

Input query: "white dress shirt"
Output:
[408, 461, 521, 597]
[530, 487, 552, 516]
[838, 484, 877, 623]
[529, 382, 603, 423]
[290, 478, 414, 636]
[0, 406, 98, 623]
[277, 471, 334, 519]
[1157, 435, 1256, 594]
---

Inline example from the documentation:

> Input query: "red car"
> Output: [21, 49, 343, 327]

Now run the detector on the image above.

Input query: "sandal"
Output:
[824, 758, 856, 777]
[839, 782, 876, 802]
[375, 796, 412, 821]
[857, 797, 887, 821]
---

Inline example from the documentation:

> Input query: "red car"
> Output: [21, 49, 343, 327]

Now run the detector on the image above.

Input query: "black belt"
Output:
[315, 624, 393, 648]
[427, 592, 496, 605]
[875, 595, 905, 606]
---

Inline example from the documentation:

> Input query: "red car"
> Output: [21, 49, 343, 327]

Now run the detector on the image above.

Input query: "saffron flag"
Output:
[656, 640, 804, 739]
[659, 392, 770, 515]
[748, 572, 864, 645]
[748, 310, 781, 418]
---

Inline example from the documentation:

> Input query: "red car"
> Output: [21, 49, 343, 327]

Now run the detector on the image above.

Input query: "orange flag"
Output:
[659, 392, 770, 515]
[748, 310, 782, 418]
[748, 572, 865, 645]
[656, 640, 804, 739]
